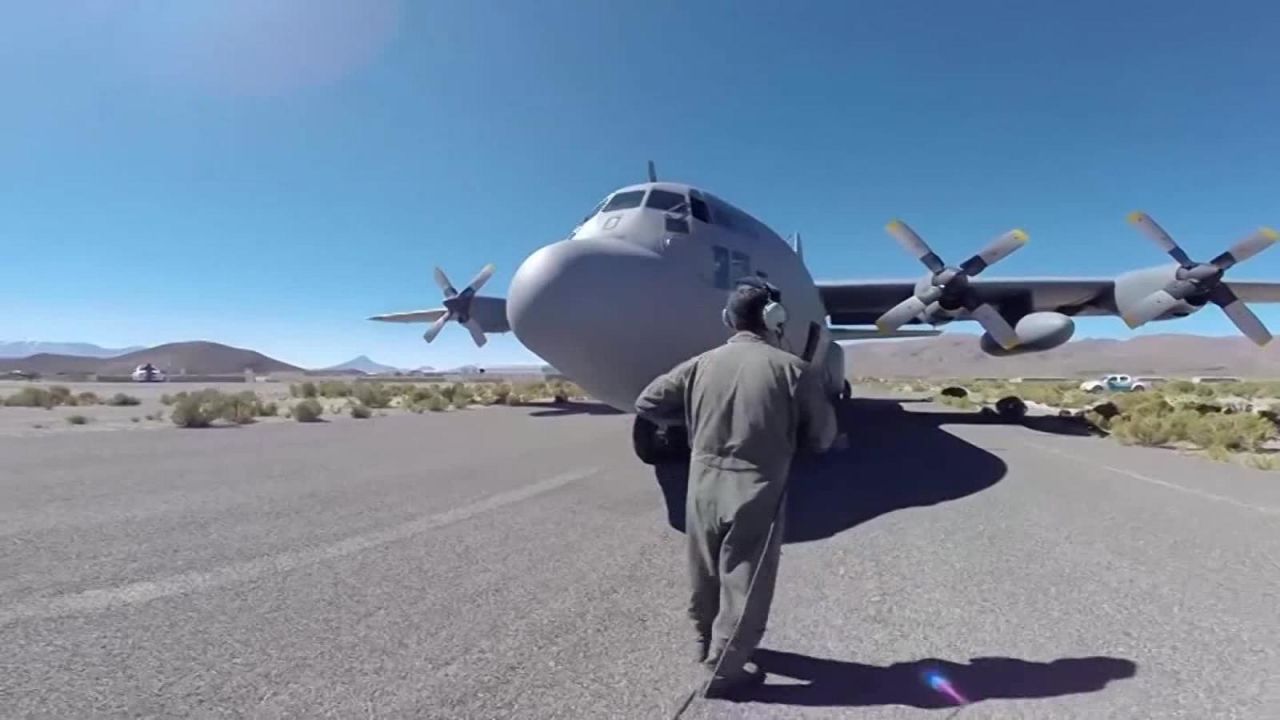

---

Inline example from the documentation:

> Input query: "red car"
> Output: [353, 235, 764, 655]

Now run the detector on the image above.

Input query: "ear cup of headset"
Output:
[761, 300, 787, 334]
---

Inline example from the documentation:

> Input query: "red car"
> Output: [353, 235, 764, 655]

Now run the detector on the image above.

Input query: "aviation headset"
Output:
[722, 276, 787, 336]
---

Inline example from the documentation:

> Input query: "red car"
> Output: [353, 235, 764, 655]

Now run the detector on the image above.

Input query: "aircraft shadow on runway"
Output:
[654, 397, 1018, 542]
[526, 401, 627, 417]
[741, 649, 1137, 709]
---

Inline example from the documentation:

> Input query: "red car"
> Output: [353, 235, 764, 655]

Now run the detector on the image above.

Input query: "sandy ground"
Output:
[0, 380, 477, 438]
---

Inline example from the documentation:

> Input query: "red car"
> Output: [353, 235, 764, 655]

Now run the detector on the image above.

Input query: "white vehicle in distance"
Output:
[130, 363, 166, 383]
[1079, 373, 1148, 393]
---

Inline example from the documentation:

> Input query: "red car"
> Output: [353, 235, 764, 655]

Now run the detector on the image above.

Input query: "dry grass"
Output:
[918, 378, 1280, 461]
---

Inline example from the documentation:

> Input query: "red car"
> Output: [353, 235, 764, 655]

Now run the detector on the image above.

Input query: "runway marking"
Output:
[0, 468, 599, 626]
[1026, 442, 1279, 516]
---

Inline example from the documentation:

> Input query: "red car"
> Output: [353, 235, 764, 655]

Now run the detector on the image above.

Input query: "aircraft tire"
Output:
[632, 416, 690, 465]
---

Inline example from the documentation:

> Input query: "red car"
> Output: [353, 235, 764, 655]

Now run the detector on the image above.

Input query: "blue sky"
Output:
[3, 0, 1279, 369]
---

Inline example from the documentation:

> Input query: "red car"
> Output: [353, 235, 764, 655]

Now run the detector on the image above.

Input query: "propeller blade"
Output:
[1127, 212, 1195, 268]
[423, 311, 453, 343]
[875, 295, 930, 333]
[1122, 289, 1181, 329]
[886, 219, 945, 274]
[969, 303, 1020, 350]
[960, 229, 1029, 276]
[1209, 285, 1272, 346]
[463, 317, 488, 347]
[465, 263, 497, 293]
[1210, 227, 1279, 270]
[433, 267, 457, 297]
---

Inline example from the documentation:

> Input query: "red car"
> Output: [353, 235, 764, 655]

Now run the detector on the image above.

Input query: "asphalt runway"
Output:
[2, 396, 1278, 719]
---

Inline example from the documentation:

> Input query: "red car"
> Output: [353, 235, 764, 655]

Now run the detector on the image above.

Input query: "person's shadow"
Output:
[653, 396, 1010, 541]
[736, 649, 1137, 708]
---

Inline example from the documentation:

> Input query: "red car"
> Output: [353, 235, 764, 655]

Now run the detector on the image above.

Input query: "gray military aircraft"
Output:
[371, 164, 1280, 463]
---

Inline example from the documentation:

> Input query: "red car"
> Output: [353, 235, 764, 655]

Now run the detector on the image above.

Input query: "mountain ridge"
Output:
[0, 341, 146, 359]
[1, 341, 303, 376]
[844, 332, 1280, 378]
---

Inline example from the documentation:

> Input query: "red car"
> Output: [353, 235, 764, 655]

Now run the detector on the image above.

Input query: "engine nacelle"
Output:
[1113, 264, 1206, 322]
[820, 339, 846, 396]
[980, 312, 1075, 356]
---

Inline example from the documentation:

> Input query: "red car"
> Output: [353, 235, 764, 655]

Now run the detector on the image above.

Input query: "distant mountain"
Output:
[1, 341, 303, 376]
[0, 341, 145, 359]
[845, 333, 1280, 379]
[320, 355, 403, 375]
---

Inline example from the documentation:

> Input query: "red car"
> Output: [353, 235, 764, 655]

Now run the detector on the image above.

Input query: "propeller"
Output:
[423, 263, 496, 347]
[875, 220, 1029, 350]
[1124, 212, 1279, 346]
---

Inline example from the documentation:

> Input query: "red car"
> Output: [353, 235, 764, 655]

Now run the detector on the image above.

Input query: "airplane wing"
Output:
[368, 309, 448, 323]
[817, 277, 1280, 326]
[367, 296, 511, 332]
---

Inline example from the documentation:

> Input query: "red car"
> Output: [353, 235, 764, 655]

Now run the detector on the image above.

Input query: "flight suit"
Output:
[635, 331, 838, 680]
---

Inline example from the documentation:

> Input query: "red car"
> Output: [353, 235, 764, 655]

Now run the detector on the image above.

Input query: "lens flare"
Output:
[925, 670, 969, 705]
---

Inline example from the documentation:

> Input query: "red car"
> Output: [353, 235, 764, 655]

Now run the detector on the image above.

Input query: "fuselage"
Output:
[505, 181, 840, 412]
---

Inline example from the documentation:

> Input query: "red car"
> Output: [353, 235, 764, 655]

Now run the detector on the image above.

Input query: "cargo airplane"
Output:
[371, 163, 1280, 464]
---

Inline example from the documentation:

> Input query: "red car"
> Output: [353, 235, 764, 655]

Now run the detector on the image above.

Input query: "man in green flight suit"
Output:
[635, 276, 839, 696]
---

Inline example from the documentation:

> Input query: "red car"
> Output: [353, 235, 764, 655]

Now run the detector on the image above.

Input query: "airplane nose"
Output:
[507, 239, 680, 411]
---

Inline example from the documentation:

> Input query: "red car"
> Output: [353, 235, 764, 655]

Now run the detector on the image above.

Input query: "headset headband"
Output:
[726, 276, 786, 335]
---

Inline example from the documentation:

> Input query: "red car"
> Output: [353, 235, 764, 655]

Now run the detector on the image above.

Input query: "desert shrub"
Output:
[549, 381, 569, 404]
[318, 381, 352, 398]
[4, 388, 54, 408]
[1194, 383, 1218, 398]
[409, 386, 437, 404]
[76, 391, 100, 406]
[1205, 445, 1232, 462]
[505, 392, 521, 406]
[452, 388, 472, 409]
[258, 401, 279, 417]
[994, 396, 1027, 419]
[492, 383, 513, 403]
[425, 395, 448, 412]
[518, 381, 549, 400]
[939, 386, 968, 399]
[293, 399, 323, 422]
[1113, 393, 1174, 418]
[131, 417, 140, 423]
[293, 381, 318, 399]
[105, 393, 141, 407]
[938, 394, 975, 410]
[1185, 413, 1275, 452]
[66, 414, 90, 425]
[1111, 414, 1173, 447]
[1245, 453, 1280, 471]
[350, 403, 372, 419]
[160, 393, 176, 405]
[48, 386, 73, 404]
[353, 383, 391, 409]
[170, 392, 222, 428]
[221, 392, 259, 424]
[1165, 380, 1196, 395]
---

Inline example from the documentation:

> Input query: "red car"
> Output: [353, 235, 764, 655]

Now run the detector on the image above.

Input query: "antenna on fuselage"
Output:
[790, 232, 804, 263]
[647, 160, 657, 183]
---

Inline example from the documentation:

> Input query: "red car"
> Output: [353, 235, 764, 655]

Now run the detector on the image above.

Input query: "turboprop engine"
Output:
[979, 312, 1075, 357]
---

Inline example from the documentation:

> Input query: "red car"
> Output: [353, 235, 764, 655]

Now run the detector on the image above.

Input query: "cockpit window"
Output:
[645, 189, 686, 211]
[689, 190, 710, 223]
[601, 190, 646, 212]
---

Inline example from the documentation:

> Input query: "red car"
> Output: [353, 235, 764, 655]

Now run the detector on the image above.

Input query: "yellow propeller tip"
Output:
[885, 220, 903, 231]
[1126, 211, 1147, 224]
[1261, 227, 1279, 241]
[1011, 229, 1029, 243]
